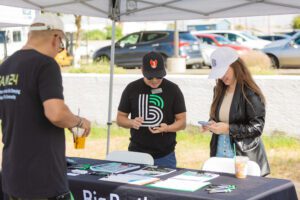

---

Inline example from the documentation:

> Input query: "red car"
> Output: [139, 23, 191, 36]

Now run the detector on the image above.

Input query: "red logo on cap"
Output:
[150, 59, 158, 69]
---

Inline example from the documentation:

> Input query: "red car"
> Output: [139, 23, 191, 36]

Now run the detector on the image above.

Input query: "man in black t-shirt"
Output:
[0, 14, 91, 199]
[117, 51, 186, 168]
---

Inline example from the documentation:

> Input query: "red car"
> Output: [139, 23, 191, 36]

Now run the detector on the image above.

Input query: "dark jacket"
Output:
[210, 84, 270, 176]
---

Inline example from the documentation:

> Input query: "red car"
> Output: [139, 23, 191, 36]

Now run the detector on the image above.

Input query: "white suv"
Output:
[193, 30, 270, 50]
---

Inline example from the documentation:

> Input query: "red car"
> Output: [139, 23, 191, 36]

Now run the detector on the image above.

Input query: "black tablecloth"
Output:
[68, 158, 298, 200]
[0, 157, 298, 200]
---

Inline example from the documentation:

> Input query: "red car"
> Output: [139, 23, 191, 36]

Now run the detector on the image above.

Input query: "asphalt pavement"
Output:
[124, 67, 300, 75]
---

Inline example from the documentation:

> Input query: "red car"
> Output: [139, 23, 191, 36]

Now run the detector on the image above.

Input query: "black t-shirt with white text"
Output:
[118, 78, 186, 158]
[0, 49, 68, 198]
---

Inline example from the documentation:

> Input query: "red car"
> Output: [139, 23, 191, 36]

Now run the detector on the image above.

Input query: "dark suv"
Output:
[93, 31, 203, 68]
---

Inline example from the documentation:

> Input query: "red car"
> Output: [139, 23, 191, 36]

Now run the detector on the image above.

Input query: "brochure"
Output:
[129, 166, 176, 177]
[172, 171, 219, 182]
[100, 174, 160, 185]
[147, 171, 218, 192]
[90, 162, 140, 174]
[147, 178, 210, 192]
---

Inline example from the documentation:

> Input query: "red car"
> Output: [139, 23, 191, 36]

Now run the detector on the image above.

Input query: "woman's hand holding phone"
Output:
[198, 120, 215, 132]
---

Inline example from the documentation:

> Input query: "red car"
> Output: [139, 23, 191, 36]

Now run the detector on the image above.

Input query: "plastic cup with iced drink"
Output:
[72, 127, 86, 149]
[235, 156, 249, 179]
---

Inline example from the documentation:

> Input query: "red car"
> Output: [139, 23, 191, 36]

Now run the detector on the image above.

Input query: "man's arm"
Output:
[43, 99, 91, 136]
[116, 111, 143, 130]
[167, 112, 186, 132]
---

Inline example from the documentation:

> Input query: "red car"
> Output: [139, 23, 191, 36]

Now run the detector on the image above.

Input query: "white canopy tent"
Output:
[0, 0, 299, 20]
[0, 0, 299, 155]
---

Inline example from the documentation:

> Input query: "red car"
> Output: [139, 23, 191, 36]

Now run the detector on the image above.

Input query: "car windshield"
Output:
[241, 32, 259, 40]
[179, 32, 197, 41]
[215, 36, 231, 44]
[0, 31, 5, 43]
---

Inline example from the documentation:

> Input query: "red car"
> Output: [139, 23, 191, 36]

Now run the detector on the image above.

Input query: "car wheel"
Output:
[187, 63, 202, 69]
[94, 55, 110, 65]
[268, 55, 279, 69]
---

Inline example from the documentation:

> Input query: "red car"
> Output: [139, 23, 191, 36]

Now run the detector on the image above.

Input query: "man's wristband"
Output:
[75, 116, 84, 128]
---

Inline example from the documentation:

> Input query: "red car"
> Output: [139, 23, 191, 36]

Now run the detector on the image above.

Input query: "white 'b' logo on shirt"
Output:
[138, 94, 164, 127]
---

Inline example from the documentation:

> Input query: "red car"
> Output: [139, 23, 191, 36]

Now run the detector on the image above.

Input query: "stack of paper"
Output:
[129, 166, 176, 177]
[147, 171, 219, 192]
[100, 174, 160, 185]
[172, 171, 219, 182]
[147, 178, 210, 192]
[90, 162, 140, 174]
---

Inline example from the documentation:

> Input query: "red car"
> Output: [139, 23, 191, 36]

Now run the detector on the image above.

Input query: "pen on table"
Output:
[209, 189, 232, 194]
[212, 185, 236, 189]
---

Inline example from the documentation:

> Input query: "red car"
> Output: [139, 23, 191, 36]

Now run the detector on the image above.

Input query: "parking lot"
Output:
[125, 67, 300, 76]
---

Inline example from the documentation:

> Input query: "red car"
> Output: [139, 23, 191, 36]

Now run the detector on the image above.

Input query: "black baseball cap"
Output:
[142, 51, 166, 79]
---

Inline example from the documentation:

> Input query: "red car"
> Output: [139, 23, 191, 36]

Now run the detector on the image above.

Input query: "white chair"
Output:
[202, 157, 261, 176]
[105, 151, 154, 165]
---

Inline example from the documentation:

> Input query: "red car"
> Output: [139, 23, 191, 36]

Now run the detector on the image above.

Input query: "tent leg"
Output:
[106, 20, 116, 156]
[4, 31, 8, 58]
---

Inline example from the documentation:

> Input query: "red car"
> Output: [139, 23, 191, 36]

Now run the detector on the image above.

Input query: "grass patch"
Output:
[61, 62, 126, 74]
[66, 125, 129, 141]
[67, 125, 300, 150]
[263, 132, 300, 149]
[58, 50, 279, 75]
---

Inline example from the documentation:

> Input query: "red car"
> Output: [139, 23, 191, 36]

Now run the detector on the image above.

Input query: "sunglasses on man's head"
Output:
[146, 77, 163, 80]
[54, 34, 65, 53]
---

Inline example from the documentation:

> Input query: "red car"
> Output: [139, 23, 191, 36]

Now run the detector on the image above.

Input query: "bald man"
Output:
[0, 14, 90, 200]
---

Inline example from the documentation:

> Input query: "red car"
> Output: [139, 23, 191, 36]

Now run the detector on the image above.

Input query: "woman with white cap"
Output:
[202, 47, 270, 176]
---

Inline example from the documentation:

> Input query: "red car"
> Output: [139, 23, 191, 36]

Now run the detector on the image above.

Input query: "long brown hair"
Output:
[210, 58, 265, 120]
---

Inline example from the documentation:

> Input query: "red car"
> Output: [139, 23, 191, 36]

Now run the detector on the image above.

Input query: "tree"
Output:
[105, 23, 123, 40]
[292, 15, 300, 29]
[74, 15, 82, 49]
[73, 15, 82, 68]
[234, 24, 245, 30]
[83, 30, 106, 41]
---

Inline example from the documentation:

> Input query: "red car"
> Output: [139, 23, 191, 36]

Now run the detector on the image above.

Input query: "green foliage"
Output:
[83, 30, 106, 41]
[292, 15, 300, 29]
[82, 24, 123, 41]
[105, 25, 123, 40]
[167, 23, 175, 30]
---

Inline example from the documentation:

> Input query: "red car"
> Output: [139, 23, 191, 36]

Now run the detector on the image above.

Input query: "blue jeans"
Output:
[154, 152, 176, 168]
[216, 134, 235, 158]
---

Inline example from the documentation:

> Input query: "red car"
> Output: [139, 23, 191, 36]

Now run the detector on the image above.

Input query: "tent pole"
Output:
[4, 31, 8, 58]
[106, 19, 116, 155]
[174, 20, 179, 58]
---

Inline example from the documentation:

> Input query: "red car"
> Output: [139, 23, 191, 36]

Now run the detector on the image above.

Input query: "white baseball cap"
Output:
[208, 47, 239, 79]
[29, 13, 64, 33]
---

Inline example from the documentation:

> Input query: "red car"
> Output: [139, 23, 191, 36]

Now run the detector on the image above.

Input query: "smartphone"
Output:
[198, 121, 210, 126]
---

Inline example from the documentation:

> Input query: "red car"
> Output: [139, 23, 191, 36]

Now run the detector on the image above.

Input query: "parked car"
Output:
[262, 32, 300, 68]
[258, 34, 291, 41]
[93, 31, 203, 68]
[284, 30, 300, 36]
[193, 30, 270, 50]
[193, 33, 250, 54]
